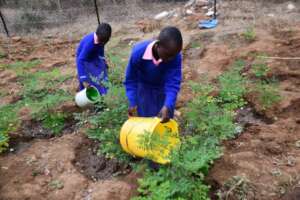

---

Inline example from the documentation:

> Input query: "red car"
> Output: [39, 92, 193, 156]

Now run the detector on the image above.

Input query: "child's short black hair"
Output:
[158, 26, 183, 50]
[96, 23, 112, 41]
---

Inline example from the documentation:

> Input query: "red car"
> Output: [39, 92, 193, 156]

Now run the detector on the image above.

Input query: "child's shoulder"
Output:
[132, 40, 152, 53]
[81, 32, 94, 43]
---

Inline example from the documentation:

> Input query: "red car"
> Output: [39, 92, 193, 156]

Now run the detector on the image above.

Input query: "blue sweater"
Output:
[76, 33, 105, 82]
[124, 40, 182, 110]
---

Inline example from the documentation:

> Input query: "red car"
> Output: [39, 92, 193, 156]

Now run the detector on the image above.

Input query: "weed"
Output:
[254, 80, 281, 110]
[242, 27, 256, 42]
[0, 50, 6, 58]
[48, 180, 64, 190]
[106, 52, 127, 85]
[251, 62, 269, 78]
[0, 104, 20, 135]
[190, 41, 202, 49]
[0, 104, 21, 153]
[84, 85, 131, 162]
[38, 112, 67, 136]
[217, 176, 255, 200]
[106, 43, 130, 85]
[6, 60, 41, 75]
[137, 130, 179, 162]
[0, 133, 9, 153]
[133, 166, 210, 200]
[218, 60, 247, 111]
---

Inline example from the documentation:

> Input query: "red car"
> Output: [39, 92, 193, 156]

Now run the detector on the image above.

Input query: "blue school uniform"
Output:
[76, 33, 108, 94]
[124, 40, 182, 118]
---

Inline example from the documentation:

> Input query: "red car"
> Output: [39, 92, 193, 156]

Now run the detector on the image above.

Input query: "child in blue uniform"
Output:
[76, 23, 112, 94]
[124, 26, 183, 123]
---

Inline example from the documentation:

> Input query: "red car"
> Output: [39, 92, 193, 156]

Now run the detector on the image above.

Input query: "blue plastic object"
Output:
[199, 19, 218, 29]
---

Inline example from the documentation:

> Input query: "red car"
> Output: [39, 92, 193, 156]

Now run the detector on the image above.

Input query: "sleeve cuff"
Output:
[129, 100, 137, 108]
[79, 76, 88, 82]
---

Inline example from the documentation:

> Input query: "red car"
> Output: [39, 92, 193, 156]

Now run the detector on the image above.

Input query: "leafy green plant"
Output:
[0, 104, 20, 135]
[106, 52, 127, 85]
[0, 61, 73, 153]
[133, 166, 210, 200]
[38, 112, 67, 136]
[138, 130, 174, 152]
[251, 63, 269, 78]
[0, 49, 6, 59]
[134, 80, 238, 199]
[0, 132, 9, 153]
[85, 85, 131, 162]
[254, 80, 281, 110]
[48, 179, 64, 190]
[242, 27, 256, 42]
[190, 41, 202, 49]
[0, 104, 22, 153]
[137, 130, 179, 162]
[6, 60, 41, 75]
[218, 60, 247, 111]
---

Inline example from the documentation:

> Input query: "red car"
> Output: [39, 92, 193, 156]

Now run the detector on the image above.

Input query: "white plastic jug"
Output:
[75, 86, 100, 108]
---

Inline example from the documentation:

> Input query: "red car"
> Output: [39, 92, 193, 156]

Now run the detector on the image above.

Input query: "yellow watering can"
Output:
[120, 117, 180, 164]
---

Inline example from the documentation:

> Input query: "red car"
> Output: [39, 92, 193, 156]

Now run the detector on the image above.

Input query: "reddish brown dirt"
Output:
[1, 6, 300, 200]
[0, 133, 139, 200]
[207, 28, 300, 200]
[73, 137, 131, 181]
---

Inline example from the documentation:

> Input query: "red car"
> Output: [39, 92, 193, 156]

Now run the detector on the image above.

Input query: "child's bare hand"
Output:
[83, 82, 90, 88]
[128, 106, 138, 117]
[158, 106, 170, 123]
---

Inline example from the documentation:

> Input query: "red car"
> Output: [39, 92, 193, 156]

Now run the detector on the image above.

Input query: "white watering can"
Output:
[75, 86, 100, 108]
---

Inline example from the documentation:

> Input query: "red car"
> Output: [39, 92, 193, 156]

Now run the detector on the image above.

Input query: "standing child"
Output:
[124, 26, 183, 122]
[76, 23, 112, 94]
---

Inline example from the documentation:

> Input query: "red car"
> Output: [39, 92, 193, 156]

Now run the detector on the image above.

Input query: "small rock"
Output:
[235, 125, 244, 134]
[268, 13, 275, 17]
[11, 36, 21, 42]
[44, 167, 51, 176]
[287, 3, 295, 11]
[154, 11, 169, 20]
[286, 156, 296, 167]
[271, 168, 282, 177]
[295, 140, 300, 148]
[186, 9, 194, 15]
[205, 10, 214, 16]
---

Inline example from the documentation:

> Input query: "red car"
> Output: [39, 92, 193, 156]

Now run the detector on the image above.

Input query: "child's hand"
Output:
[128, 106, 137, 117]
[83, 82, 90, 88]
[158, 106, 170, 123]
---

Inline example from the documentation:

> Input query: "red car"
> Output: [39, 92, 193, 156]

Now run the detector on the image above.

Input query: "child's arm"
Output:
[124, 52, 139, 108]
[77, 41, 94, 83]
[163, 54, 182, 111]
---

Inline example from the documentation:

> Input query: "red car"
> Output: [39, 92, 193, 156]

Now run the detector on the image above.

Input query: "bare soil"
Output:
[1, 1, 300, 199]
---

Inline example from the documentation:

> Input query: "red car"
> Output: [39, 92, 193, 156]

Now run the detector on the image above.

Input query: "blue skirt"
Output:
[78, 58, 108, 95]
[137, 83, 174, 118]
